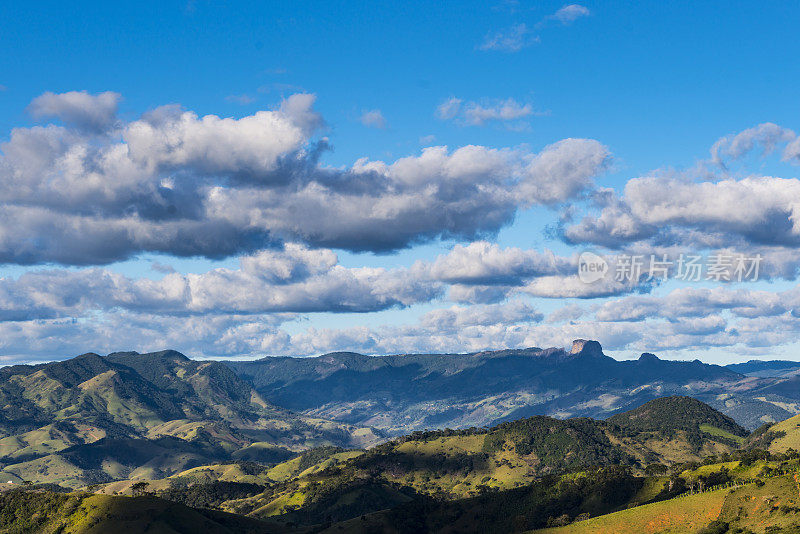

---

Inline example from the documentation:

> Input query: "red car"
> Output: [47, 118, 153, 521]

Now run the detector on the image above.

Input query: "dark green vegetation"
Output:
[608, 396, 749, 448]
[0, 350, 381, 487]
[226, 340, 800, 433]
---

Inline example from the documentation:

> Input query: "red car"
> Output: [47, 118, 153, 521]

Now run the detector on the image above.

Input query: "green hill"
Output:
[0, 351, 381, 487]
[0, 489, 288, 533]
[607, 396, 749, 455]
[742, 412, 800, 454]
[607, 397, 748, 438]
[4, 395, 800, 533]
[537, 464, 800, 534]
[170, 397, 748, 528]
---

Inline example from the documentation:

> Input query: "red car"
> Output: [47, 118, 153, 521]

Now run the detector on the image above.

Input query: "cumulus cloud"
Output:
[0, 234, 670, 361]
[520, 274, 643, 299]
[359, 109, 387, 129]
[595, 287, 787, 323]
[6, 274, 800, 360]
[0, 244, 441, 320]
[0, 311, 294, 363]
[559, 123, 800, 285]
[421, 241, 570, 285]
[563, 174, 800, 258]
[273, 290, 800, 358]
[0, 91, 610, 264]
[436, 97, 535, 128]
[27, 90, 121, 133]
[416, 240, 648, 301]
[419, 300, 542, 331]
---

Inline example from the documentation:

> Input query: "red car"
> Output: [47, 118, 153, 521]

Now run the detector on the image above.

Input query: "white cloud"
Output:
[479, 4, 590, 53]
[422, 241, 569, 285]
[463, 99, 533, 126]
[550, 4, 590, 24]
[565, 175, 800, 252]
[710, 122, 796, 167]
[27, 90, 121, 133]
[359, 109, 387, 129]
[435, 97, 463, 120]
[0, 91, 609, 264]
[784, 135, 800, 163]
[0, 244, 442, 322]
[419, 134, 436, 144]
[595, 287, 787, 322]
[437, 97, 535, 128]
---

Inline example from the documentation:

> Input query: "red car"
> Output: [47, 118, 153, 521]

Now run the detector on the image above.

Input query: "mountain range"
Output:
[227, 339, 800, 433]
[3, 342, 800, 532]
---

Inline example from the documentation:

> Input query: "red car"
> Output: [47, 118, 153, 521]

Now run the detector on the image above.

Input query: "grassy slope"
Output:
[699, 423, 746, 445]
[537, 466, 800, 534]
[769, 414, 800, 453]
[536, 488, 730, 534]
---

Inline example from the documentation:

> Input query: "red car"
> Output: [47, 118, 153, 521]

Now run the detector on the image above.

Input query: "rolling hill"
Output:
[3, 395, 800, 533]
[122, 396, 749, 529]
[0, 489, 290, 534]
[0, 350, 381, 487]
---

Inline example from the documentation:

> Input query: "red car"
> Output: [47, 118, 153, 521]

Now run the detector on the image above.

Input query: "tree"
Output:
[131, 481, 150, 497]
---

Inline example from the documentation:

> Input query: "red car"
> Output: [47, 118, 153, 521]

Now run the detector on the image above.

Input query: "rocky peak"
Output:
[569, 339, 604, 358]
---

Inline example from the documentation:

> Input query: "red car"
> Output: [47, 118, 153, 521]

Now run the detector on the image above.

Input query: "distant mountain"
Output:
[726, 359, 800, 377]
[0, 350, 381, 487]
[226, 340, 800, 433]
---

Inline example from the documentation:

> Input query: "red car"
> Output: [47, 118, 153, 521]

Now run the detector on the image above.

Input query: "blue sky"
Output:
[1, 1, 800, 364]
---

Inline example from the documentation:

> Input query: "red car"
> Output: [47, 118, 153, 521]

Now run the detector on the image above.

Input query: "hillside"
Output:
[227, 340, 800, 433]
[0, 350, 381, 487]
[133, 397, 747, 529]
[537, 462, 800, 534]
[3, 395, 800, 533]
[748, 413, 800, 454]
[607, 396, 748, 448]
[0, 489, 289, 534]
